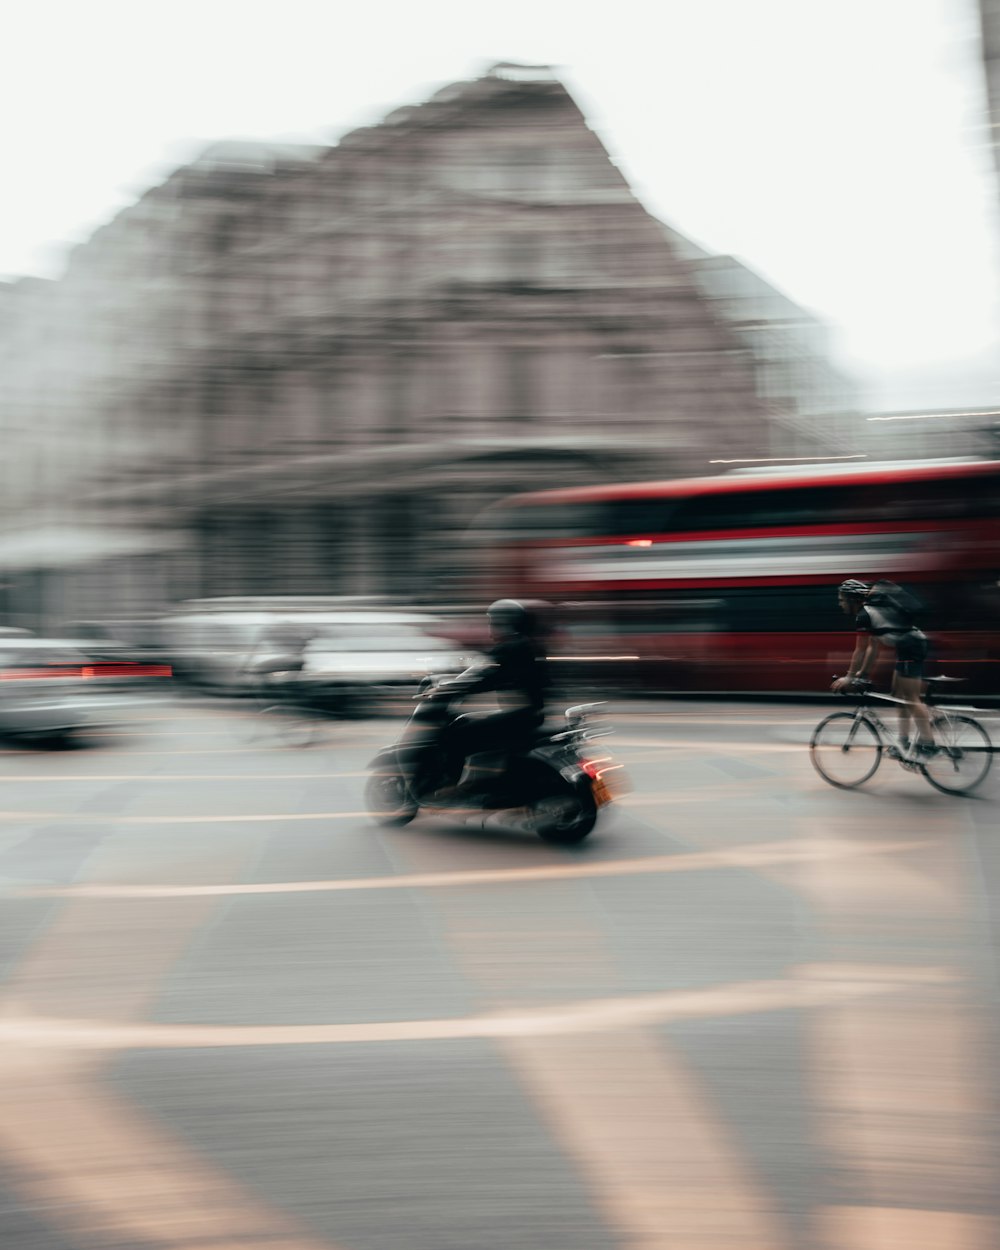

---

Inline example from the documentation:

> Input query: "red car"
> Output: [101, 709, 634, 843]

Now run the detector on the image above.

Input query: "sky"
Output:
[2, 0, 998, 410]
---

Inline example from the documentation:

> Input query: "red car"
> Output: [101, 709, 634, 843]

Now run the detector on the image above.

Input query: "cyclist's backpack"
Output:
[867, 580, 925, 630]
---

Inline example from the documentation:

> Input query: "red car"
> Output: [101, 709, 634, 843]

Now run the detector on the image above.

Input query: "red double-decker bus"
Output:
[473, 459, 1000, 695]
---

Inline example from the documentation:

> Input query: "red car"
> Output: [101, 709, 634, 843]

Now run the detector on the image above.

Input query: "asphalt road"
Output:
[1, 695, 999, 1250]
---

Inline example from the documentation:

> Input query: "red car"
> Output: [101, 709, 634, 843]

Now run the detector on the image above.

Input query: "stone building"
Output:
[980, 0, 1000, 193]
[0, 64, 857, 629]
[661, 226, 862, 456]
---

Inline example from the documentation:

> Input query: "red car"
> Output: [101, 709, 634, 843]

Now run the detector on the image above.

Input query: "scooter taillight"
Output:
[581, 757, 614, 780]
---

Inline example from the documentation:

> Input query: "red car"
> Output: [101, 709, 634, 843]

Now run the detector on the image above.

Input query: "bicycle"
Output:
[244, 670, 342, 748]
[810, 676, 994, 796]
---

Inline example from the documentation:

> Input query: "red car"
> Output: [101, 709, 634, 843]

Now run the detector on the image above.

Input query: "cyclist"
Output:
[831, 578, 935, 753]
[244, 623, 312, 697]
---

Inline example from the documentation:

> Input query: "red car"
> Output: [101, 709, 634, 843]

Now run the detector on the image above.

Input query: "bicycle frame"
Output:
[838, 691, 923, 767]
[812, 679, 995, 794]
[853, 686, 986, 761]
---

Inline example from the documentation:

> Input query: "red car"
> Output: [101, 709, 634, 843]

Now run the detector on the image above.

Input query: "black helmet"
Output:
[839, 579, 870, 599]
[487, 598, 532, 637]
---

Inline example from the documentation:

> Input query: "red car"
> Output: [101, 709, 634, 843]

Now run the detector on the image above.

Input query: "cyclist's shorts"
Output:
[895, 630, 929, 678]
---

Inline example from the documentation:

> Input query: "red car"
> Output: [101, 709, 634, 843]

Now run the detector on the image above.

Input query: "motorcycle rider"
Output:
[433, 598, 551, 805]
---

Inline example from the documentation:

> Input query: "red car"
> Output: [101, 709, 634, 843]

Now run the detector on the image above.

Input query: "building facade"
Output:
[661, 226, 862, 457]
[0, 65, 857, 629]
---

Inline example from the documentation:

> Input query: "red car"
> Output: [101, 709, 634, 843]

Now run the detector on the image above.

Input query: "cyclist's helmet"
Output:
[487, 598, 532, 638]
[838, 579, 871, 599]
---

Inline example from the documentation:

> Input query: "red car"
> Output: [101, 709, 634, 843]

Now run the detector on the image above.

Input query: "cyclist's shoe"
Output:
[916, 740, 940, 757]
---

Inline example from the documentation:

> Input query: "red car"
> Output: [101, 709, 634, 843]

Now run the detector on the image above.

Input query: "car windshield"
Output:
[0, 642, 91, 667]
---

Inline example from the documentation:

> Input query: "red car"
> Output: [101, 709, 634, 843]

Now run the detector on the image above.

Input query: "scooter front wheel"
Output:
[364, 772, 418, 827]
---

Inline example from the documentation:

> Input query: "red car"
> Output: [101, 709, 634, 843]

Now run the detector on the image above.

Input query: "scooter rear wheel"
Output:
[532, 786, 597, 845]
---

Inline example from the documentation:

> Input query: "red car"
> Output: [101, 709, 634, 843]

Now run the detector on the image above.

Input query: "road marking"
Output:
[386, 820, 795, 1249]
[614, 713, 819, 722]
[94, 725, 387, 738]
[0, 779, 802, 835]
[3, 844, 252, 1022]
[614, 737, 806, 751]
[0, 838, 352, 1250]
[506, 1028, 793, 1249]
[0, 1051, 344, 1250]
[0, 772, 369, 782]
[765, 819, 967, 917]
[10, 837, 926, 899]
[818, 1206, 996, 1250]
[0, 747, 358, 757]
[0, 809, 375, 824]
[799, 813, 999, 1249]
[813, 1006, 998, 1249]
[0, 966, 952, 1052]
[0, 796, 775, 824]
[0, 740, 805, 770]
[619, 781, 793, 806]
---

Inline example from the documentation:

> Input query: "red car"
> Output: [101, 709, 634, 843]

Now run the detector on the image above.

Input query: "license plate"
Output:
[588, 762, 627, 807]
[591, 775, 613, 807]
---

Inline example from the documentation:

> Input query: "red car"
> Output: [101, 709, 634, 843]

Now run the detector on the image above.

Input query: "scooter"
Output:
[364, 680, 625, 845]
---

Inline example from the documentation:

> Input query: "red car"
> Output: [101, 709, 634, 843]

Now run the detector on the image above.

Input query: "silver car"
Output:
[162, 603, 466, 706]
[0, 636, 170, 746]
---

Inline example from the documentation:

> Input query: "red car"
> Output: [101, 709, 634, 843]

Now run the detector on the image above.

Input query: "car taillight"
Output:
[0, 663, 172, 680]
[79, 664, 173, 679]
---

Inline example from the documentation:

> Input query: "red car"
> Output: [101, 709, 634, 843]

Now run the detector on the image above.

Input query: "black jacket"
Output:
[446, 636, 549, 715]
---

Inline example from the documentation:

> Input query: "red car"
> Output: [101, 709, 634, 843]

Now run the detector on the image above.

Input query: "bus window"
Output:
[671, 486, 866, 531]
[720, 585, 846, 633]
[600, 499, 680, 537]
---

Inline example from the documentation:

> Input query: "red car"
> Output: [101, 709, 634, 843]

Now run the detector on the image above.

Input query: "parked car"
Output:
[0, 636, 171, 747]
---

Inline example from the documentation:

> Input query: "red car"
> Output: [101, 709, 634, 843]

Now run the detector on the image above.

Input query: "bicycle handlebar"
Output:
[832, 675, 872, 696]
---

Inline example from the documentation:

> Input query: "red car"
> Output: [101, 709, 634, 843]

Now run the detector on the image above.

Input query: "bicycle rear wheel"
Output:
[921, 714, 993, 796]
[810, 712, 882, 789]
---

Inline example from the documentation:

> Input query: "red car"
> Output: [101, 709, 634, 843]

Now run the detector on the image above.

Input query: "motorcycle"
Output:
[364, 679, 626, 845]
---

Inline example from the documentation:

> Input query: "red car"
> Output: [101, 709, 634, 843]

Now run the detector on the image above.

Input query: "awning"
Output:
[0, 525, 185, 571]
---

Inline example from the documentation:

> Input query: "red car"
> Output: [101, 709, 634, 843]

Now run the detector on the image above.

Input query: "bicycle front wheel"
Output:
[259, 703, 325, 747]
[810, 712, 882, 789]
[921, 714, 993, 796]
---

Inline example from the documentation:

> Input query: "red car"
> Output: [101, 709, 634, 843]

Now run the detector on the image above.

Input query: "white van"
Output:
[161, 598, 466, 702]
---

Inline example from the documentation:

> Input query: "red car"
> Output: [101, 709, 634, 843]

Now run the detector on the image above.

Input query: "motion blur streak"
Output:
[12, 836, 927, 898]
[0, 1052, 344, 1250]
[0, 970, 950, 1051]
[791, 815, 998, 1249]
[818, 1206, 995, 1250]
[813, 1009, 997, 1250]
[0, 835, 346, 1250]
[506, 1030, 791, 1250]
